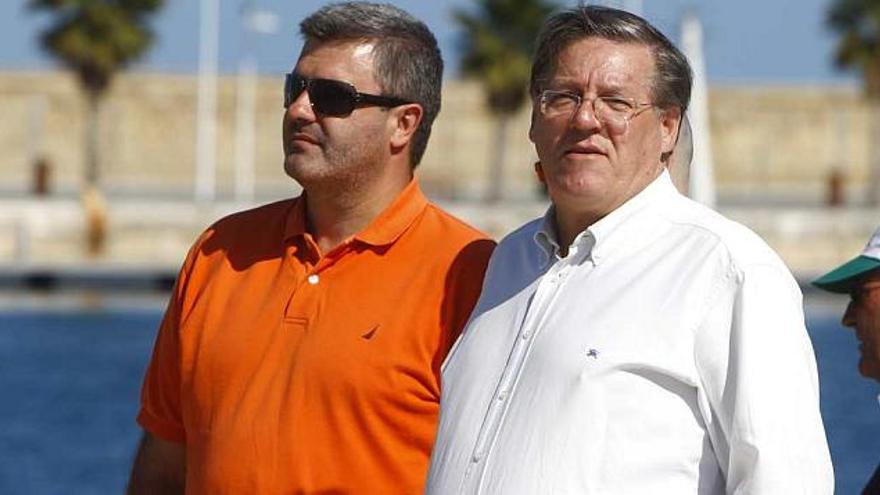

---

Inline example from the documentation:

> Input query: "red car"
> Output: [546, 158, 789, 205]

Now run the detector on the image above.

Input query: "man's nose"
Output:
[286, 89, 316, 122]
[570, 99, 601, 131]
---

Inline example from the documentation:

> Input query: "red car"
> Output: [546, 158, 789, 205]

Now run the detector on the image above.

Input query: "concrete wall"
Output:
[0, 70, 871, 203]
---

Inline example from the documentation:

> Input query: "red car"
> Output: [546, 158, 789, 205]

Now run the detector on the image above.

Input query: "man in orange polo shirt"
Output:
[126, 3, 494, 493]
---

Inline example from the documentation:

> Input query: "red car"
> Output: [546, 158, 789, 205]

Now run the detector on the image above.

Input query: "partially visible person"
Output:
[427, 5, 832, 494]
[126, 2, 494, 494]
[813, 227, 880, 494]
[668, 113, 693, 194]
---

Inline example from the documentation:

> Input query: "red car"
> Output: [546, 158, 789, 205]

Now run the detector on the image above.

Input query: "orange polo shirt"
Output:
[137, 180, 494, 494]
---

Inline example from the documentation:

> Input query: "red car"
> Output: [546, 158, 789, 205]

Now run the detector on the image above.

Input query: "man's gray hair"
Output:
[529, 5, 692, 113]
[300, 1, 443, 167]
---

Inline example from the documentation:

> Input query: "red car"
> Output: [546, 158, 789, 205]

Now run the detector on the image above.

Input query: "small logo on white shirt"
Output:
[586, 348, 600, 359]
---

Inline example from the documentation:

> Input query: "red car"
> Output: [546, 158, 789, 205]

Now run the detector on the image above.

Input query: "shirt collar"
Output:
[587, 169, 676, 262]
[283, 178, 428, 247]
[355, 179, 428, 246]
[532, 169, 677, 264]
[534, 206, 560, 262]
[284, 194, 308, 242]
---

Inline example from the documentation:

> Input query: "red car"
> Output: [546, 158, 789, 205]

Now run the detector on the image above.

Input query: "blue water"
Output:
[0, 301, 877, 494]
[0, 308, 160, 495]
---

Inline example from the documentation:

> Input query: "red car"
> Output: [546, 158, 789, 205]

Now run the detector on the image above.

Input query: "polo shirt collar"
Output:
[282, 179, 428, 247]
[354, 179, 427, 246]
[284, 194, 308, 242]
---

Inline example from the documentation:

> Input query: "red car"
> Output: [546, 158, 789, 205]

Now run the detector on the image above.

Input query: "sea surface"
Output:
[0, 293, 877, 494]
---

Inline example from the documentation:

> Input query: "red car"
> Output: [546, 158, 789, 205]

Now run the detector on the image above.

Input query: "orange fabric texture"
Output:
[137, 180, 494, 494]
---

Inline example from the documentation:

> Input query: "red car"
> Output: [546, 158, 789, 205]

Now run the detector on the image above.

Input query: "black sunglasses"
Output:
[284, 72, 412, 117]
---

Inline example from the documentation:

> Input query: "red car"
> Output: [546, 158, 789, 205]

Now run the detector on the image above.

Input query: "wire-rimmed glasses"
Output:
[538, 89, 655, 134]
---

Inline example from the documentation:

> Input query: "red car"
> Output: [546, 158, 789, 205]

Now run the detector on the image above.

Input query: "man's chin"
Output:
[283, 155, 313, 179]
[858, 356, 880, 382]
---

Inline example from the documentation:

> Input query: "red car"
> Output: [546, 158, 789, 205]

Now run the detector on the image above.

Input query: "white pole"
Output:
[195, 0, 219, 202]
[234, 53, 257, 203]
[233, 3, 279, 203]
[681, 11, 717, 208]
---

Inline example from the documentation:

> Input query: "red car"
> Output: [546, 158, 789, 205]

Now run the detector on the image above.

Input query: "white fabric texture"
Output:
[427, 171, 833, 495]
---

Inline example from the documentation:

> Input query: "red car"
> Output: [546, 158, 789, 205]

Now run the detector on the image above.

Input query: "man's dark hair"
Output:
[300, 1, 443, 167]
[529, 5, 692, 113]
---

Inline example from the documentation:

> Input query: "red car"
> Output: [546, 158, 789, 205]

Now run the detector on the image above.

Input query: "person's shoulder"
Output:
[663, 195, 789, 272]
[422, 202, 494, 245]
[185, 197, 297, 266]
[206, 198, 297, 236]
[466, 216, 544, 278]
[500, 217, 544, 244]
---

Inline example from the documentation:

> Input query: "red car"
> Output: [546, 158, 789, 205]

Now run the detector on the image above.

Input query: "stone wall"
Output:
[0, 70, 872, 203]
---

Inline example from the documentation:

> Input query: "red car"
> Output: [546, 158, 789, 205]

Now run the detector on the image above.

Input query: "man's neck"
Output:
[304, 171, 413, 255]
[554, 211, 600, 258]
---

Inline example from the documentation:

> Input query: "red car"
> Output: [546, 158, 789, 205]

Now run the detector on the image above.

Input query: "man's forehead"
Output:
[298, 39, 376, 64]
[548, 37, 654, 87]
[295, 39, 378, 84]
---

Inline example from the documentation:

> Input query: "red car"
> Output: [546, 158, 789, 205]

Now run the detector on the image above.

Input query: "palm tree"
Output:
[454, 0, 557, 202]
[828, 0, 880, 204]
[30, 0, 163, 253]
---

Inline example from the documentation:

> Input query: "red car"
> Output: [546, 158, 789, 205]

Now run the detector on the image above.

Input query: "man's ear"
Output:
[534, 161, 545, 183]
[389, 103, 423, 151]
[660, 106, 683, 156]
[528, 108, 538, 144]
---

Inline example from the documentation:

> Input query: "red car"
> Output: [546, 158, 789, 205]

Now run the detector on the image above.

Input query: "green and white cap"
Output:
[813, 226, 880, 293]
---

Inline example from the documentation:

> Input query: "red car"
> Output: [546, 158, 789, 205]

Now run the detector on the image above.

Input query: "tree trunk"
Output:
[85, 91, 102, 187]
[82, 90, 107, 256]
[487, 114, 510, 203]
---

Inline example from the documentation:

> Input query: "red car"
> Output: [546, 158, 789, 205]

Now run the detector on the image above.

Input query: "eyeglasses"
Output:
[538, 89, 655, 134]
[284, 72, 412, 117]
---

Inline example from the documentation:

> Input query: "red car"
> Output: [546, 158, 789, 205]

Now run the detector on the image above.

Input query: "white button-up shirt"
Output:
[427, 171, 833, 494]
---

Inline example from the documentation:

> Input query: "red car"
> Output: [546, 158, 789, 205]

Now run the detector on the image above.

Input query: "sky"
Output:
[0, 0, 860, 85]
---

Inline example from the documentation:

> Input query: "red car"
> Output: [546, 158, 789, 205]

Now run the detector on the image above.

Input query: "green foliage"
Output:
[30, 0, 163, 97]
[828, 0, 880, 98]
[455, 0, 558, 115]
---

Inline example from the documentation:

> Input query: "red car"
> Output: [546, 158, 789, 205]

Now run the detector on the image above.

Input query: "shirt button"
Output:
[521, 331, 531, 340]
[307, 274, 319, 285]
[472, 452, 482, 463]
[498, 390, 508, 401]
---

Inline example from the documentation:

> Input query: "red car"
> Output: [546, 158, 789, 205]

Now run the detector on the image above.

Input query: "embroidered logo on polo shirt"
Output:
[361, 324, 380, 340]
[586, 348, 600, 359]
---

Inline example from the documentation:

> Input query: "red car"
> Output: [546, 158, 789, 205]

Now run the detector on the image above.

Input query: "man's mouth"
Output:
[291, 133, 320, 146]
[565, 143, 606, 157]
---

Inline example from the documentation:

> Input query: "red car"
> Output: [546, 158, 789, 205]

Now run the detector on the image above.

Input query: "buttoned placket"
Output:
[284, 238, 354, 318]
[461, 234, 596, 494]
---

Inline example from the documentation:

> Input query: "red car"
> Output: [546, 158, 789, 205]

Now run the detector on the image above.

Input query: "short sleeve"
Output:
[135, 236, 206, 444]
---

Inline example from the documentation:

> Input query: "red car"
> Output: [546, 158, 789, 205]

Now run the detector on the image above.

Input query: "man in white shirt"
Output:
[813, 227, 880, 494]
[426, 6, 833, 494]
